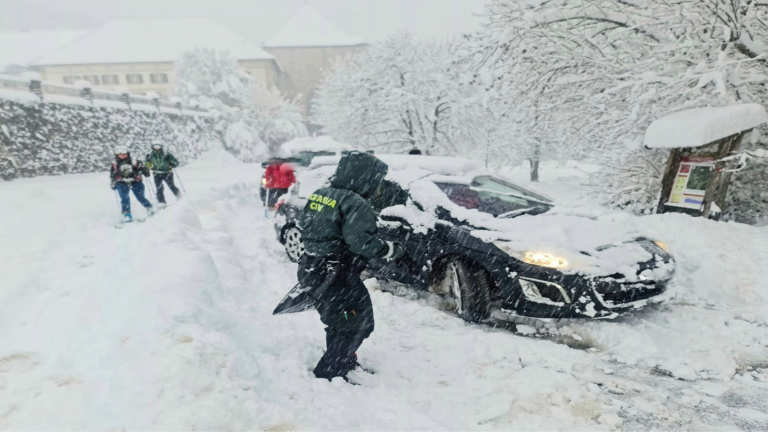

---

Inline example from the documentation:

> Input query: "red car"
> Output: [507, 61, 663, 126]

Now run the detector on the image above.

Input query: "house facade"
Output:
[31, 20, 284, 97]
[263, 4, 366, 117]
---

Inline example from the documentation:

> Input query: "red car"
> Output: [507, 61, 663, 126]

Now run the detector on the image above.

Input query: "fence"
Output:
[0, 74, 211, 116]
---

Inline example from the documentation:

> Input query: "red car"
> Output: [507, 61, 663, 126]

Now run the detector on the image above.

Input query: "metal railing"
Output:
[0, 73, 211, 116]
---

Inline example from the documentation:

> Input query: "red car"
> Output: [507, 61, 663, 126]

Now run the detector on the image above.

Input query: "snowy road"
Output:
[1, 153, 767, 430]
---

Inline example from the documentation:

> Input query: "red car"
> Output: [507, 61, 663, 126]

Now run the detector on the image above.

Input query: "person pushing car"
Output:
[297, 151, 406, 381]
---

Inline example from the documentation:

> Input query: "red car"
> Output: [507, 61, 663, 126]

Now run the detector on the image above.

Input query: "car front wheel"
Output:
[283, 226, 304, 263]
[435, 257, 492, 322]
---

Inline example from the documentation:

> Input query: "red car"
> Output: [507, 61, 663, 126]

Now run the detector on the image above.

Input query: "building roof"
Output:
[0, 29, 90, 71]
[263, 4, 364, 48]
[31, 19, 275, 66]
[644, 104, 768, 149]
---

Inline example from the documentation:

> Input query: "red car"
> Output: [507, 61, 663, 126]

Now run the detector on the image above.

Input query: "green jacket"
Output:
[145, 149, 178, 173]
[300, 151, 391, 260]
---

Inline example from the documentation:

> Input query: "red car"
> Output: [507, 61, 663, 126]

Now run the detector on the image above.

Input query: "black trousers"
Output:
[153, 172, 180, 203]
[299, 255, 374, 380]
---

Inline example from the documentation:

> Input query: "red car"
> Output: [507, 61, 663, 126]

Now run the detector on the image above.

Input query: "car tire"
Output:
[443, 258, 492, 322]
[283, 226, 304, 263]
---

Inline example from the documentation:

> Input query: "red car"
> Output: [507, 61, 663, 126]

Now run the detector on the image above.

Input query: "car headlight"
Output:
[523, 252, 569, 269]
[493, 242, 569, 269]
[653, 241, 669, 252]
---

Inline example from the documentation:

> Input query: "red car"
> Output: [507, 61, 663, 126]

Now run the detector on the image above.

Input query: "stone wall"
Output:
[0, 95, 219, 180]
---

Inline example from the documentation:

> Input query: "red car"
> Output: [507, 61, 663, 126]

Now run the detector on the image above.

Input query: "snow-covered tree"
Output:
[464, 0, 768, 214]
[314, 32, 498, 155]
[175, 48, 306, 161]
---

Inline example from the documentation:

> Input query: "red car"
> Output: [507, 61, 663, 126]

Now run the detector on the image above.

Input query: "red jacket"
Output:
[265, 163, 296, 189]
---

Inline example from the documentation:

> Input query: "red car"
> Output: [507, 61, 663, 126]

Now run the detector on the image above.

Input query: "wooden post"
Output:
[702, 133, 744, 219]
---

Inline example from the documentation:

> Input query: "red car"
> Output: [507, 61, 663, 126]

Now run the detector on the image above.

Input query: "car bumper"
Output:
[494, 265, 671, 319]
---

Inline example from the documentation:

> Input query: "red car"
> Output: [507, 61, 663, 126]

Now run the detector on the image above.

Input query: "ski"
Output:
[114, 217, 148, 229]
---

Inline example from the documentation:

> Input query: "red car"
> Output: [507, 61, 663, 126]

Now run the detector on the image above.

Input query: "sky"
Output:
[0, 0, 489, 44]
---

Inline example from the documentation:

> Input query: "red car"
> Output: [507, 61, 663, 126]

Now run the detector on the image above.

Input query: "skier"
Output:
[145, 142, 181, 208]
[297, 151, 406, 381]
[264, 158, 296, 207]
[110, 146, 154, 223]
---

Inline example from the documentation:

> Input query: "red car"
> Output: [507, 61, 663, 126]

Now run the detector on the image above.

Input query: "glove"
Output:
[110, 181, 117, 190]
[385, 242, 406, 261]
[135, 175, 142, 182]
[145, 161, 154, 169]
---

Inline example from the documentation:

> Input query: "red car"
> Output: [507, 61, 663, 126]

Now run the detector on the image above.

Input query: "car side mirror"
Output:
[379, 214, 411, 229]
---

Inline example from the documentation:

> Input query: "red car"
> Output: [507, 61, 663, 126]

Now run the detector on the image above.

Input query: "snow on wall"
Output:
[0, 97, 220, 180]
[644, 104, 768, 149]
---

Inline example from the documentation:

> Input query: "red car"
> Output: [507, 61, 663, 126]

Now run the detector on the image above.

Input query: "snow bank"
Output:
[0, 88, 40, 104]
[644, 104, 768, 149]
[3, 157, 768, 429]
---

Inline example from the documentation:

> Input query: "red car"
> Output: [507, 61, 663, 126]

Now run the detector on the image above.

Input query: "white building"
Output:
[262, 4, 366, 116]
[0, 29, 90, 74]
[28, 20, 285, 97]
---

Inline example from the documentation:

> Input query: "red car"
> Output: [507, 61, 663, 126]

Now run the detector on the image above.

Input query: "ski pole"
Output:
[173, 169, 187, 194]
[113, 189, 122, 212]
[264, 188, 270, 219]
[144, 177, 158, 208]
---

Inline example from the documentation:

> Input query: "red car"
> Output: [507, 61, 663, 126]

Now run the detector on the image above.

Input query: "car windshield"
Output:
[434, 176, 553, 218]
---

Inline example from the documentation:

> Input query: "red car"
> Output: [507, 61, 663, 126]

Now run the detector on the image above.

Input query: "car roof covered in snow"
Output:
[310, 154, 480, 176]
[32, 19, 275, 66]
[644, 104, 768, 149]
[263, 4, 365, 48]
[277, 136, 353, 157]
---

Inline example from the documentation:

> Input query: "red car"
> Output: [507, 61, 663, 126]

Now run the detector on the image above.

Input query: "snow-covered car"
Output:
[274, 154, 675, 321]
[260, 136, 353, 201]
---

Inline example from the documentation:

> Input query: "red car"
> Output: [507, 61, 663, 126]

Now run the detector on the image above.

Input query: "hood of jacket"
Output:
[115, 153, 132, 163]
[330, 151, 389, 198]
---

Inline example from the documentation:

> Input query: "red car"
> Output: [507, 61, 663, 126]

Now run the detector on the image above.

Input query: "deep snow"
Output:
[0, 155, 767, 430]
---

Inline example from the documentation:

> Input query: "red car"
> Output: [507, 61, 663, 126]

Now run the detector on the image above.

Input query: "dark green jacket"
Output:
[300, 151, 391, 260]
[146, 149, 178, 173]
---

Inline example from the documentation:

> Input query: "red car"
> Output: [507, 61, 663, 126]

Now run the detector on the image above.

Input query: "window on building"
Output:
[149, 73, 168, 84]
[126, 73, 144, 84]
[63, 76, 82, 85]
[101, 74, 119, 85]
[82, 75, 100, 85]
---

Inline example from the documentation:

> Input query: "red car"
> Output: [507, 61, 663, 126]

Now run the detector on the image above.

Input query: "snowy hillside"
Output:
[1, 156, 767, 430]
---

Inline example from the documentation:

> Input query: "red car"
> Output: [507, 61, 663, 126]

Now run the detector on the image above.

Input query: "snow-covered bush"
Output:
[314, 32, 499, 156]
[175, 48, 306, 161]
[0, 97, 216, 180]
[464, 0, 768, 215]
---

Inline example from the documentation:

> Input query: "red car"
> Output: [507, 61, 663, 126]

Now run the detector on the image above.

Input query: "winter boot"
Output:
[123, 212, 133, 223]
[158, 202, 167, 209]
[348, 354, 375, 375]
[146, 207, 155, 217]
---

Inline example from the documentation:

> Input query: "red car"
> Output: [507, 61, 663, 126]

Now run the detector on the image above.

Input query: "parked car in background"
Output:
[260, 136, 353, 202]
[274, 154, 675, 321]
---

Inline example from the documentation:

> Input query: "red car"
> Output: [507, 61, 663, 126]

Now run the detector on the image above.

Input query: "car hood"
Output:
[401, 180, 670, 278]
[475, 212, 672, 279]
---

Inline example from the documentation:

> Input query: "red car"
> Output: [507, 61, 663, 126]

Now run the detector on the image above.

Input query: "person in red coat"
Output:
[264, 158, 296, 206]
